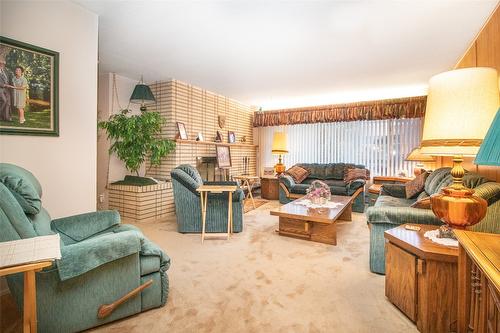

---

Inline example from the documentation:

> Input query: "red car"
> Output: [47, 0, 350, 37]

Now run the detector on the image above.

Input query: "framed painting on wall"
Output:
[0, 36, 59, 136]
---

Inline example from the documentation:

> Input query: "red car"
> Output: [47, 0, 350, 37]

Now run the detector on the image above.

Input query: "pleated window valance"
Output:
[253, 96, 427, 127]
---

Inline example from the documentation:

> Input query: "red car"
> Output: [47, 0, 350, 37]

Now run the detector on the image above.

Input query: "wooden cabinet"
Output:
[455, 230, 500, 333]
[385, 225, 458, 333]
[260, 176, 279, 200]
[385, 242, 417, 321]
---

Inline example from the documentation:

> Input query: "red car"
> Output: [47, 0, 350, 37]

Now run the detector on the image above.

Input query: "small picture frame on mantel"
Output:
[176, 122, 188, 140]
[228, 131, 236, 143]
[215, 130, 223, 142]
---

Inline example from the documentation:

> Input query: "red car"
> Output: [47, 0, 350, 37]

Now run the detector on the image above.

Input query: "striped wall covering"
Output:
[142, 79, 257, 216]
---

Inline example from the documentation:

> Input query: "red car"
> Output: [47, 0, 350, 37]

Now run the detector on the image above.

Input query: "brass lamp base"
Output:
[274, 154, 286, 175]
[430, 155, 487, 235]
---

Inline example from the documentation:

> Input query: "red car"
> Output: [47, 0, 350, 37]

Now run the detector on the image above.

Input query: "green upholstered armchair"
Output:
[171, 164, 244, 233]
[0, 163, 170, 333]
[366, 167, 500, 274]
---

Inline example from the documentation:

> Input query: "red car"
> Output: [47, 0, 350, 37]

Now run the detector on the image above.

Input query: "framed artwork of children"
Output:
[176, 121, 188, 140]
[228, 131, 236, 143]
[0, 36, 59, 136]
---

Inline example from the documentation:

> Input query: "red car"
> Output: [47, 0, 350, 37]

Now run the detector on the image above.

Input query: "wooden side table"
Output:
[384, 224, 458, 333]
[260, 176, 279, 200]
[233, 175, 259, 208]
[0, 261, 53, 333]
[196, 184, 237, 243]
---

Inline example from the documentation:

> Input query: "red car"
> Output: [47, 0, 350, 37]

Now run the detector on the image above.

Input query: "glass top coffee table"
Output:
[270, 195, 353, 245]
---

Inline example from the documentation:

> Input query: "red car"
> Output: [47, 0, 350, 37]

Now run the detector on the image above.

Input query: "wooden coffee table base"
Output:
[277, 204, 352, 245]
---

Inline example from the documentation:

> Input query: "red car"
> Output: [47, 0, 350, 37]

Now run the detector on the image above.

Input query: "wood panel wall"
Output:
[145, 79, 257, 215]
[451, 3, 500, 182]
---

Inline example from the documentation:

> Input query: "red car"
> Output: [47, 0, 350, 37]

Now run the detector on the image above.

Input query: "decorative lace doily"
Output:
[295, 199, 343, 209]
[424, 229, 458, 247]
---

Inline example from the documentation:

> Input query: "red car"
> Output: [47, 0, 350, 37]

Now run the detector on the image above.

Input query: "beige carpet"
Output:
[90, 201, 417, 333]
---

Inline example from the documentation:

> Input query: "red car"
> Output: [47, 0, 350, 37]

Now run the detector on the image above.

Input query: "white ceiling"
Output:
[75, 0, 498, 109]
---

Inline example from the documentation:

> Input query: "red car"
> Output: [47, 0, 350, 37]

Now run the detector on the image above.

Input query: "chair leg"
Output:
[227, 192, 232, 239]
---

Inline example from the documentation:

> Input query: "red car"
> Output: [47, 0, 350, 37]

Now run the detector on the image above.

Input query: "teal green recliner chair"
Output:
[0, 163, 170, 332]
[171, 164, 244, 233]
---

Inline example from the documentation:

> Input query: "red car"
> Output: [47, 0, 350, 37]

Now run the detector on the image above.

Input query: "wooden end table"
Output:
[196, 185, 238, 243]
[260, 176, 279, 200]
[233, 175, 259, 208]
[0, 261, 53, 333]
[384, 224, 458, 333]
[270, 195, 353, 245]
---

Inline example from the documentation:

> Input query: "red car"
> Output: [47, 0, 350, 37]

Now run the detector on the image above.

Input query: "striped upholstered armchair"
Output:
[366, 167, 500, 274]
[170, 164, 244, 233]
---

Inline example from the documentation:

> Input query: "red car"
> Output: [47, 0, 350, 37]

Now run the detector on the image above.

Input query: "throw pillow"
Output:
[285, 165, 310, 183]
[410, 197, 431, 209]
[405, 172, 430, 199]
[344, 168, 369, 183]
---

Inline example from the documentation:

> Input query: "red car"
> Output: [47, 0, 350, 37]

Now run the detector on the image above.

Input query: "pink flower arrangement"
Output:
[306, 180, 331, 204]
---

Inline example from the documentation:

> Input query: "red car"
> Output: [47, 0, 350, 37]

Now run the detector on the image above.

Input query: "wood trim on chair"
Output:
[279, 182, 303, 199]
[97, 280, 153, 319]
[350, 187, 364, 202]
[279, 182, 291, 197]
[373, 176, 413, 184]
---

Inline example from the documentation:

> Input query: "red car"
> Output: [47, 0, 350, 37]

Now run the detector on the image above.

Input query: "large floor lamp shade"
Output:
[272, 132, 288, 175]
[130, 76, 156, 111]
[420, 67, 499, 232]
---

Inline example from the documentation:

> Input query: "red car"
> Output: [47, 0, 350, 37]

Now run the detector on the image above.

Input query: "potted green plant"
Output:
[99, 109, 175, 185]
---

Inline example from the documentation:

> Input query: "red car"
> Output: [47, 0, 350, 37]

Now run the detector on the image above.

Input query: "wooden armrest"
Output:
[372, 176, 413, 184]
[97, 280, 153, 319]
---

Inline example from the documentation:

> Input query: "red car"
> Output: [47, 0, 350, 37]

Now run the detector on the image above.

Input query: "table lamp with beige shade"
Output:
[405, 147, 436, 176]
[272, 131, 288, 175]
[420, 67, 499, 236]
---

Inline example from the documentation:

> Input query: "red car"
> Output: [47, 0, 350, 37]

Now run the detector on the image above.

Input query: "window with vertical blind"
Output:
[258, 118, 423, 177]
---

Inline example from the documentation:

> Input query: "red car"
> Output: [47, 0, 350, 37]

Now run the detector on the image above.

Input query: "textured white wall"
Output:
[0, 1, 98, 218]
[96, 73, 142, 209]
